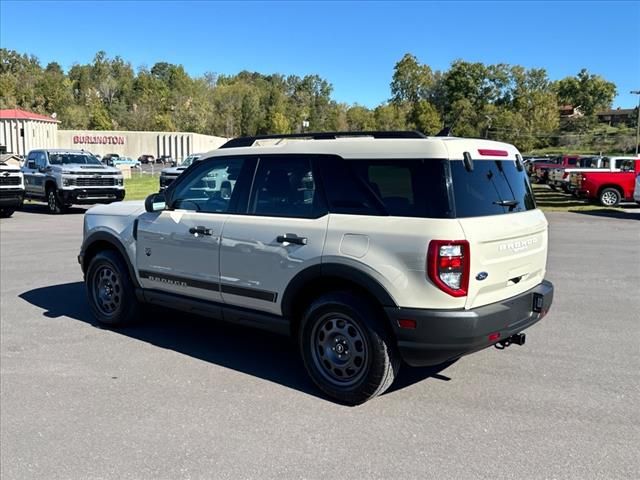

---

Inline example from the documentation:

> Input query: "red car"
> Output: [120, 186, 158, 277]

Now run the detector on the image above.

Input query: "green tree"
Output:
[390, 53, 434, 104]
[554, 69, 617, 116]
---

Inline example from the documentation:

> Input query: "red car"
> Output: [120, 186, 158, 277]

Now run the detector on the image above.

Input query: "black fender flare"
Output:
[81, 231, 140, 288]
[280, 263, 397, 319]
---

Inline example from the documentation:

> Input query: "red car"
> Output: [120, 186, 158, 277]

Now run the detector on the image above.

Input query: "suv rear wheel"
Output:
[299, 292, 400, 405]
[86, 250, 140, 327]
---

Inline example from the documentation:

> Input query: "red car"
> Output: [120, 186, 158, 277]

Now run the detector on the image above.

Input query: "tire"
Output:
[86, 250, 141, 327]
[299, 291, 400, 405]
[549, 184, 557, 191]
[599, 188, 621, 207]
[46, 186, 67, 214]
[0, 208, 15, 218]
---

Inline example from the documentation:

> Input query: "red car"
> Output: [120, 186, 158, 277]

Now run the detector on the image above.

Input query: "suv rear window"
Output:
[347, 160, 451, 218]
[449, 160, 536, 217]
[320, 158, 535, 218]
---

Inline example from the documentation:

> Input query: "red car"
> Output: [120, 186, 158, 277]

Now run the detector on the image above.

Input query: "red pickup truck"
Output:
[574, 159, 640, 206]
[531, 155, 581, 184]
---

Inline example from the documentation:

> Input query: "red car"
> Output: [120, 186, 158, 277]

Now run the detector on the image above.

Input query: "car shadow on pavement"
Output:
[19, 203, 87, 215]
[19, 282, 454, 403]
[571, 207, 640, 220]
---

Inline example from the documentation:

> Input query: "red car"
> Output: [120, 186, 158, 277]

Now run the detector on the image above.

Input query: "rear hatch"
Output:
[448, 159, 548, 309]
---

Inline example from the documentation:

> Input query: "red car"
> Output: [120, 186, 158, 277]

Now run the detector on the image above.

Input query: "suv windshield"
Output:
[49, 153, 102, 165]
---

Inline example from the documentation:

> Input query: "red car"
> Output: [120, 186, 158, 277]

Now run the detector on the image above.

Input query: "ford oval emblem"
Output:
[476, 272, 488, 281]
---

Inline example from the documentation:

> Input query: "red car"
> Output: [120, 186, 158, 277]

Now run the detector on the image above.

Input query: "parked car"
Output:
[111, 156, 141, 169]
[0, 153, 25, 218]
[23, 149, 125, 214]
[138, 154, 155, 165]
[156, 155, 174, 165]
[79, 131, 554, 405]
[548, 156, 603, 192]
[569, 157, 639, 194]
[102, 153, 120, 166]
[574, 158, 640, 206]
[531, 155, 581, 184]
[159, 153, 203, 190]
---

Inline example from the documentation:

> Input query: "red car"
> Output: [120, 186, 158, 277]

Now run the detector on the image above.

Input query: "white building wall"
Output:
[1, 119, 228, 159]
[0, 119, 58, 155]
[57, 130, 228, 161]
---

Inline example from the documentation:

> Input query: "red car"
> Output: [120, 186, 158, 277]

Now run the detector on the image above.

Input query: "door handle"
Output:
[189, 226, 213, 236]
[277, 233, 307, 245]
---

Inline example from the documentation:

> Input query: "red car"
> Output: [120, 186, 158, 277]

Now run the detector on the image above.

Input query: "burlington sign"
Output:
[73, 135, 125, 145]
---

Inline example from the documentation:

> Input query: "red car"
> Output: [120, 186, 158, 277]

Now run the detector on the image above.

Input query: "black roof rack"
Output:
[219, 130, 427, 149]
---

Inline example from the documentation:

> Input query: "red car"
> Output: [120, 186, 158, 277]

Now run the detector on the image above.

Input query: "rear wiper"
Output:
[493, 199, 519, 207]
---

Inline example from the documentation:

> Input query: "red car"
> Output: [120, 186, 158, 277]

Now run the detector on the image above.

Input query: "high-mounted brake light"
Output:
[427, 240, 470, 297]
[478, 149, 509, 157]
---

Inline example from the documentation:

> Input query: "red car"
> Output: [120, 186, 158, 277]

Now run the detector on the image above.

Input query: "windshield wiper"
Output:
[493, 199, 519, 207]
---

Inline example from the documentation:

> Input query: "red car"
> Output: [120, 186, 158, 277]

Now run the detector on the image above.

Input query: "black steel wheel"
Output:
[310, 312, 369, 388]
[86, 250, 140, 327]
[300, 291, 400, 405]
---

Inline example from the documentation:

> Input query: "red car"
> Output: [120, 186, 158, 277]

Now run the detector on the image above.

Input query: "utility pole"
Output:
[632, 90, 640, 156]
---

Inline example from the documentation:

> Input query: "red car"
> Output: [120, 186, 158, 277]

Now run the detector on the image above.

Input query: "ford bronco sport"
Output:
[79, 131, 554, 405]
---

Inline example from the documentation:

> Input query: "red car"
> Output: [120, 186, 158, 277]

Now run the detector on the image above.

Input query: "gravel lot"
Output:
[1, 204, 639, 479]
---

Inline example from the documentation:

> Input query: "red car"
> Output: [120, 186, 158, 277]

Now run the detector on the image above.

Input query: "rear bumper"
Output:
[0, 189, 25, 207]
[60, 188, 125, 205]
[386, 280, 554, 367]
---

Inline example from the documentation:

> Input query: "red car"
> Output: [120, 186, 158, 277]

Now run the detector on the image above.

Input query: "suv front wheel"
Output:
[86, 250, 141, 327]
[299, 292, 400, 405]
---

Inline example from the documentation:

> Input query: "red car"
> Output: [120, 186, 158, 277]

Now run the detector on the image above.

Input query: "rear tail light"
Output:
[427, 240, 470, 297]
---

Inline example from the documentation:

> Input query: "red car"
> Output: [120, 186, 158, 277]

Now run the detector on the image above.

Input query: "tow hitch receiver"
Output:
[495, 333, 526, 350]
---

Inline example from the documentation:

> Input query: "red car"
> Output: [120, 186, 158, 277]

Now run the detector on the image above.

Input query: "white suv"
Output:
[79, 131, 554, 405]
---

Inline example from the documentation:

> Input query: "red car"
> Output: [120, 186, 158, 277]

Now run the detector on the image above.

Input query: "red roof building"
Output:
[0, 108, 59, 155]
[0, 108, 60, 123]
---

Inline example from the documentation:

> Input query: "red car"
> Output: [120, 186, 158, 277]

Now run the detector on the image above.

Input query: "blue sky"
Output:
[1, 0, 639, 107]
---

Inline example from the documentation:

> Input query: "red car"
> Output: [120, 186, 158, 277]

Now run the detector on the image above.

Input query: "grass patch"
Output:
[125, 173, 159, 200]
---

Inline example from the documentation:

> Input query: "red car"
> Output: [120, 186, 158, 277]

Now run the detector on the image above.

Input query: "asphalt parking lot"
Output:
[1, 204, 639, 479]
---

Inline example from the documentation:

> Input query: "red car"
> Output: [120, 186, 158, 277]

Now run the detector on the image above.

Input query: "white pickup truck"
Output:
[549, 156, 633, 192]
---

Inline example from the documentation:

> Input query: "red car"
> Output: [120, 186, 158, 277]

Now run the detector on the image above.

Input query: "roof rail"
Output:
[219, 130, 427, 149]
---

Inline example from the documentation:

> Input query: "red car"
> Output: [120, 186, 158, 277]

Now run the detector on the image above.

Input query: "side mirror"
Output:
[145, 192, 167, 213]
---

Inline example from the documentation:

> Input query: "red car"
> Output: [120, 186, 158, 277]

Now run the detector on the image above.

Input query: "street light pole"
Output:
[631, 90, 640, 156]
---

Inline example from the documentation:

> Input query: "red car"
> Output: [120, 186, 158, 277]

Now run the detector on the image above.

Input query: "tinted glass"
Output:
[49, 153, 101, 165]
[171, 157, 244, 213]
[317, 156, 383, 215]
[450, 160, 536, 217]
[250, 156, 322, 218]
[346, 159, 451, 218]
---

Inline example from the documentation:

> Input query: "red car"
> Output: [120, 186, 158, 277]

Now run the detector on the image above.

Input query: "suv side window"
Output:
[249, 156, 325, 218]
[170, 157, 246, 214]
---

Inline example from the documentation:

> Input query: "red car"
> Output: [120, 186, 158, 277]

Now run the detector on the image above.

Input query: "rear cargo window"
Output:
[450, 160, 536, 217]
[346, 159, 452, 218]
